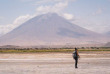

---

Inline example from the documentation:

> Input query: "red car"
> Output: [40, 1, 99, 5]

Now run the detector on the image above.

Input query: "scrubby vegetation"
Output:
[0, 47, 110, 53]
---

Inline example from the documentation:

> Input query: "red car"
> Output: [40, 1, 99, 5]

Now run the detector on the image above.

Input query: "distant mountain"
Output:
[104, 42, 110, 47]
[0, 13, 109, 46]
[0, 45, 20, 48]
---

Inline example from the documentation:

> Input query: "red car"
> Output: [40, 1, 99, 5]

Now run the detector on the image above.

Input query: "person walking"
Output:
[72, 48, 80, 68]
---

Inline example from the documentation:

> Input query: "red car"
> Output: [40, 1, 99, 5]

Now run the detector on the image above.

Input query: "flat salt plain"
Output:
[0, 51, 110, 74]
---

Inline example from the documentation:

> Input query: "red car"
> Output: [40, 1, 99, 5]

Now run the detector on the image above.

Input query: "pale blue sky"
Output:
[0, 0, 110, 36]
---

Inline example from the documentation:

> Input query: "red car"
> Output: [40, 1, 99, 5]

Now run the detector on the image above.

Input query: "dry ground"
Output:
[0, 51, 110, 74]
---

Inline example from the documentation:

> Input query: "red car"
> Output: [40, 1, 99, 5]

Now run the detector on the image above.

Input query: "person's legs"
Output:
[75, 58, 78, 68]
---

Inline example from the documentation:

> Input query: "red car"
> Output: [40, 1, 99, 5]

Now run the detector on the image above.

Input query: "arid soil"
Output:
[0, 51, 110, 74]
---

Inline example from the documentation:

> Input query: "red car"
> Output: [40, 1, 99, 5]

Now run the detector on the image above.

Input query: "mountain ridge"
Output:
[0, 13, 109, 46]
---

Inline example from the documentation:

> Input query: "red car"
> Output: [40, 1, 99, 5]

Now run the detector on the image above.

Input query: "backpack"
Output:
[73, 51, 77, 59]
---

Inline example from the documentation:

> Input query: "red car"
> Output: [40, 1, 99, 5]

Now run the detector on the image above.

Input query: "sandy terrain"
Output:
[0, 52, 110, 74]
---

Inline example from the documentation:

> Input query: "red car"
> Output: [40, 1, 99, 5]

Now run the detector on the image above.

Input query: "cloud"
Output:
[63, 13, 74, 20]
[0, 14, 32, 35]
[0, 24, 13, 35]
[35, 1, 74, 20]
[92, 8, 103, 15]
[13, 14, 32, 26]
[36, 2, 68, 14]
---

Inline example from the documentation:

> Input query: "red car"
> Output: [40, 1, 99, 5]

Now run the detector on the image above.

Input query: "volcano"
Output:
[0, 13, 108, 46]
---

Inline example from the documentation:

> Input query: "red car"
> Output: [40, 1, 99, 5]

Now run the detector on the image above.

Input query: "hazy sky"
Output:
[0, 0, 110, 36]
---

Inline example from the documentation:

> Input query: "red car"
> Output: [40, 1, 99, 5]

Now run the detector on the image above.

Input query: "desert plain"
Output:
[0, 51, 110, 74]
